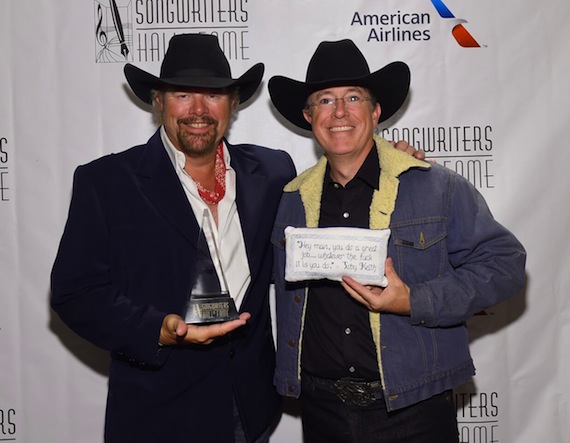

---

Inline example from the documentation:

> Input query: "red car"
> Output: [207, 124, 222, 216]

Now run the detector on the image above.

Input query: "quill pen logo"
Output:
[109, 0, 129, 58]
[430, 0, 480, 47]
[94, 0, 132, 63]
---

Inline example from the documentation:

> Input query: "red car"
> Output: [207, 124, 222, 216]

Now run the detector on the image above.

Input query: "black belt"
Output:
[303, 373, 384, 407]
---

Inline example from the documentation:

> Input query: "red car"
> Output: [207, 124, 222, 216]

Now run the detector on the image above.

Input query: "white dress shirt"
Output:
[160, 127, 251, 309]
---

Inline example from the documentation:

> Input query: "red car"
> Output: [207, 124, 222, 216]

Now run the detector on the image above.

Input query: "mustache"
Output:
[177, 116, 217, 126]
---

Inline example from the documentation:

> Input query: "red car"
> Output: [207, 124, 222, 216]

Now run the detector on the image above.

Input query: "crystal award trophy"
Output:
[184, 210, 239, 324]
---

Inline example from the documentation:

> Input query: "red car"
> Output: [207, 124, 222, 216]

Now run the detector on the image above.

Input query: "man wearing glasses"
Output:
[269, 39, 526, 442]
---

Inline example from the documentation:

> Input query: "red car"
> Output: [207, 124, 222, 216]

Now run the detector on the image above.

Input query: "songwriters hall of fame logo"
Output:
[93, 0, 252, 64]
[95, 0, 132, 62]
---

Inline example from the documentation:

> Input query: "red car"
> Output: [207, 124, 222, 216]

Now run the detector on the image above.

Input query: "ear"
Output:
[154, 91, 164, 110]
[372, 102, 381, 125]
[230, 93, 240, 110]
[302, 108, 313, 125]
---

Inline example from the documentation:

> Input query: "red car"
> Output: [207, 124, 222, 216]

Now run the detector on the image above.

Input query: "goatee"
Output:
[176, 116, 219, 158]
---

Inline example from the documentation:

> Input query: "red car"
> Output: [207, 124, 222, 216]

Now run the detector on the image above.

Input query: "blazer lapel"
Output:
[136, 131, 200, 247]
[134, 135, 269, 274]
[228, 142, 267, 279]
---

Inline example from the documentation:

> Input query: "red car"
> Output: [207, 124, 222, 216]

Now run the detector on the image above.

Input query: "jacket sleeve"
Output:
[50, 165, 170, 367]
[409, 172, 527, 327]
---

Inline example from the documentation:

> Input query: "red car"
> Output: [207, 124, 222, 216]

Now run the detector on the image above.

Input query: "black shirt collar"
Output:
[324, 142, 380, 190]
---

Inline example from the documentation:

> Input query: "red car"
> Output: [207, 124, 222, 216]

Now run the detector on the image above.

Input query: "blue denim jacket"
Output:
[271, 136, 526, 411]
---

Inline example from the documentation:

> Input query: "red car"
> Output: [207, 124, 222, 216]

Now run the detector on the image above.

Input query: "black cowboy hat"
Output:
[268, 39, 410, 131]
[124, 33, 264, 105]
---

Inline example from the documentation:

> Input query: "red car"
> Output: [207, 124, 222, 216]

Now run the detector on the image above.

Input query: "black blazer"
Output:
[51, 130, 296, 442]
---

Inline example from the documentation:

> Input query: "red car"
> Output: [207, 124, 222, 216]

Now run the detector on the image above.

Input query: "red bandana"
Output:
[194, 142, 226, 205]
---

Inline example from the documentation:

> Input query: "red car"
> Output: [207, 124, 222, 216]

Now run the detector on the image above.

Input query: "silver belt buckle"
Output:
[333, 380, 375, 407]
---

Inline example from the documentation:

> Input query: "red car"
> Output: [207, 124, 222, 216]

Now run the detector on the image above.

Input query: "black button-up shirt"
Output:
[301, 145, 381, 381]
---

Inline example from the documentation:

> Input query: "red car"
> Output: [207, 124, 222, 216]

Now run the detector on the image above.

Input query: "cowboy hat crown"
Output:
[124, 33, 264, 105]
[268, 39, 410, 130]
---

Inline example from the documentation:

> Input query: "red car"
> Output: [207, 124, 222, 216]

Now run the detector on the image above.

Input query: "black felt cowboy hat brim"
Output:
[269, 61, 410, 131]
[124, 62, 264, 105]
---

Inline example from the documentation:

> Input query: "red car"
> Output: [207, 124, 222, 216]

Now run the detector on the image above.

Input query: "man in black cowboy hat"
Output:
[269, 39, 526, 442]
[51, 32, 421, 442]
[50, 33, 295, 443]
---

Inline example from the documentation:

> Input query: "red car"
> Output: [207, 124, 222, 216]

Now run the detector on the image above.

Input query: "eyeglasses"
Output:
[307, 95, 372, 110]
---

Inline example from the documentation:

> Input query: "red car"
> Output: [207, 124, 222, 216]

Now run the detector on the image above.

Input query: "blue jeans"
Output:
[300, 376, 459, 443]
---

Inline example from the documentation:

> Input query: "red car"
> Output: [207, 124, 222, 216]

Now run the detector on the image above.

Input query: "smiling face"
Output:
[303, 86, 381, 163]
[155, 87, 237, 159]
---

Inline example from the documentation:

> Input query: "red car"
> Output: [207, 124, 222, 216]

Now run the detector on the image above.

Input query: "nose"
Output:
[333, 98, 348, 118]
[187, 94, 209, 115]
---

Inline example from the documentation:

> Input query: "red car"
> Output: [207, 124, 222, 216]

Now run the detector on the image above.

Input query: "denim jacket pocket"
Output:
[390, 219, 447, 282]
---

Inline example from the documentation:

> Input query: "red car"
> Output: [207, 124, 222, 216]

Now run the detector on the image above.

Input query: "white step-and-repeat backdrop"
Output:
[1, 0, 569, 441]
